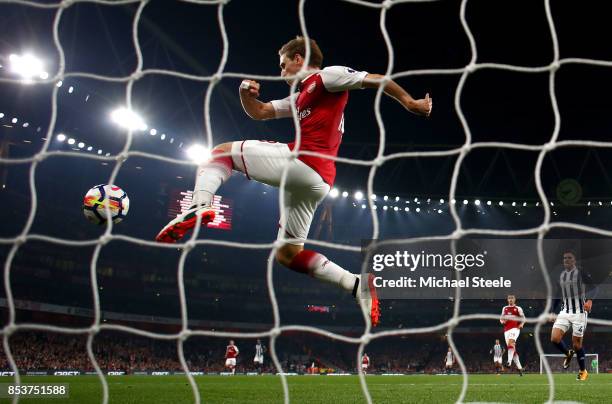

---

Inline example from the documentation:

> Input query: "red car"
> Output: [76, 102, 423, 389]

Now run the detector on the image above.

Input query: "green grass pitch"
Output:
[1, 374, 609, 403]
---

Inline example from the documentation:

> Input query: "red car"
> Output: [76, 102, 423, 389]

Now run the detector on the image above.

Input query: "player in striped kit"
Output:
[253, 339, 266, 373]
[225, 340, 239, 375]
[155, 37, 433, 328]
[444, 347, 454, 374]
[500, 295, 524, 376]
[550, 250, 596, 381]
[490, 339, 505, 374]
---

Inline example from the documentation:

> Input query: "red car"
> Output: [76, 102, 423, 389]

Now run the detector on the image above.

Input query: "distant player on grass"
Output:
[361, 353, 370, 375]
[155, 36, 432, 327]
[550, 249, 596, 381]
[444, 347, 454, 374]
[225, 340, 239, 375]
[253, 339, 266, 373]
[490, 338, 505, 375]
[500, 294, 524, 376]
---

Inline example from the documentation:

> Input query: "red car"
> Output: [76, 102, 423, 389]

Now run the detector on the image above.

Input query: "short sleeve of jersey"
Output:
[320, 66, 368, 92]
[517, 307, 525, 317]
[270, 95, 295, 119]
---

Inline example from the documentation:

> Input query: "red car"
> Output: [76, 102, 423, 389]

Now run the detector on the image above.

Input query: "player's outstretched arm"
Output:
[362, 74, 432, 117]
[239, 80, 276, 120]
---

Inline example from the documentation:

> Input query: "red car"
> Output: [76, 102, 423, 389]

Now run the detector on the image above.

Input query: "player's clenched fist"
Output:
[240, 80, 261, 98]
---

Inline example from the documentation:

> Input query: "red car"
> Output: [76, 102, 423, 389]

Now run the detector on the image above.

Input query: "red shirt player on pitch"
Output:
[225, 340, 239, 375]
[361, 353, 370, 374]
[155, 36, 432, 328]
[500, 294, 525, 375]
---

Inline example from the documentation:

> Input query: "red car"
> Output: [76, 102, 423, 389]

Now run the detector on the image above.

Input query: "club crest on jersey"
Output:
[306, 82, 316, 93]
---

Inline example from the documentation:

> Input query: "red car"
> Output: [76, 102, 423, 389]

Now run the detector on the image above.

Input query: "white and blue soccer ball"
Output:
[82, 184, 130, 225]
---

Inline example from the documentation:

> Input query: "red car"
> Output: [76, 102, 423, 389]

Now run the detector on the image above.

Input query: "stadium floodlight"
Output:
[383, 195, 388, 201]
[341, 191, 348, 198]
[150, 128, 157, 136]
[87, 146, 92, 151]
[587, 201, 591, 206]
[354, 191, 364, 201]
[371, 194, 377, 200]
[0, 112, 4, 118]
[487, 200, 492, 206]
[185, 144, 211, 164]
[56, 133, 66, 142]
[474, 199, 481, 206]
[9, 53, 47, 82]
[383, 205, 388, 210]
[11, 118, 17, 124]
[550, 202, 554, 206]
[110, 107, 147, 131]
[415, 207, 421, 213]
[498, 201, 504, 206]
[329, 188, 339, 198]
[439, 198, 444, 204]
[523, 202, 527, 207]
[67, 138, 75, 145]
[77, 142, 85, 148]
[160, 134, 166, 140]
[451, 199, 456, 204]
[56, 80, 62, 87]
[512, 202, 516, 207]
[405, 207, 409, 212]
[361, 204, 366, 209]
[395, 196, 400, 202]
[463, 199, 468, 205]
[393, 206, 398, 211]
[598, 201, 602, 206]
[414, 197, 418, 202]
[97, 150, 102, 155]
[437, 209, 443, 214]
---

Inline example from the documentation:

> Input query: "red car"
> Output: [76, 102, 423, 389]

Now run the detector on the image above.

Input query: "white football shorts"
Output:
[254, 355, 263, 364]
[493, 357, 503, 364]
[225, 358, 236, 367]
[553, 311, 588, 337]
[504, 328, 520, 345]
[231, 140, 330, 245]
[361, 364, 368, 369]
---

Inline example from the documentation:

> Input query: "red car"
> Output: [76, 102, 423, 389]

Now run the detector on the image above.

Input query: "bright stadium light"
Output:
[463, 199, 468, 205]
[395, 196, 400, 202]
[439, 198, 444, 204]
[87, 146, 92, 151]
[56, 133, 66, 142]
[438, 209, 443, 214]
[67, 138, 75, 145]
[415, 207, 421, 213]
[185, 144, 211, 164]
[77, 142, 85, 148]
[354, 191, 364, 201]
[404, 207, 409, 212]
[341, 191, 348, 198]
[110, 107, 147, 131]
[329, 188, 339, 198]
[487, 200, 492, 206]
[394, 206, 399, 211]
[9, 53, 47, 82]
[11, 117, 17, 124]
[0, 112, 4, 118]
[371, 194, 377, 200]
[523, 202, 527, 207]
[150, 128, 157, 136]
[383, 195, 389, 201]
[474, 199, 481, 206]
[498, 201, 504, 206]
[383, 205, 388, 210]
[361, 204, 366, 209]
[512, 202, 516, 207]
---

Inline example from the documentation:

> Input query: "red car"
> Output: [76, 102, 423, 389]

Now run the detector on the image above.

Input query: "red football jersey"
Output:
[225, 345, 239, 359]
[271, 66, 368, 186]
[362, 355, 369, 365]
[501, 305, 524, 332]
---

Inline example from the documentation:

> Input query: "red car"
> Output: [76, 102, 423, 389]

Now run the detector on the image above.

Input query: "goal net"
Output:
[1, 1, 612, 404]
[540, 354, 599, 374]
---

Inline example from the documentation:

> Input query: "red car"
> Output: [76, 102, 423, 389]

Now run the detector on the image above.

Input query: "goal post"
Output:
[540, 354, 599, 374]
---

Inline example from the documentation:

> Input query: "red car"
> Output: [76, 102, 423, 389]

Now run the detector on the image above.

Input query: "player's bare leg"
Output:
[551, 327, 574, 369]
[512, 351, 523, 376]
[572, 335, 588, 381]
[155, 143, 234, 243]
[276, 243, 380, 326]
[506, 339, 516, 369]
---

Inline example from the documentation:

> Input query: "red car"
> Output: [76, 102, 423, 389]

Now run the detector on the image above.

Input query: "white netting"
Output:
[0, 0, 612, 403]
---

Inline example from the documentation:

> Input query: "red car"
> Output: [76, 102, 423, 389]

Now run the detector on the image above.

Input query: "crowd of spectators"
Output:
[1, 331, 610, 374]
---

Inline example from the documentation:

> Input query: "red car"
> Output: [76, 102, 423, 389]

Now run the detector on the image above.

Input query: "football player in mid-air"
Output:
[156, 36, 432, 327]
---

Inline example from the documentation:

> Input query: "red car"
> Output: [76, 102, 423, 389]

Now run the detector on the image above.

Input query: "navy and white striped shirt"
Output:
[559, 267, 586, 314]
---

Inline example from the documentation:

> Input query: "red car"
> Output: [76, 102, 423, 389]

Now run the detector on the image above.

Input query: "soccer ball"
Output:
[82, 184, 130, 225]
